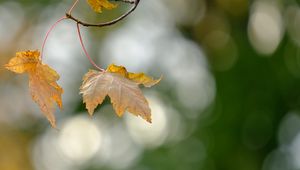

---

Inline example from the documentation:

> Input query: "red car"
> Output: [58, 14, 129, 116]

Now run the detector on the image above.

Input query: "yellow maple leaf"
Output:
[107, 64, 162, 87]
[5, 50, 63, 127]
[80, 64, 161, 123]
[87, 0, 117, 13]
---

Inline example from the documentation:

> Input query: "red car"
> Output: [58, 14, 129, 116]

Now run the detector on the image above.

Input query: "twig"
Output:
[68, 0, 80, 14]
[66, 0, 140, 27]
[111, 0, 135, 4]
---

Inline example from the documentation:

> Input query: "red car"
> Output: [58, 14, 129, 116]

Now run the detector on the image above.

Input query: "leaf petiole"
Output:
[76, 23, 105, 72]
[41, 16, 67, 60]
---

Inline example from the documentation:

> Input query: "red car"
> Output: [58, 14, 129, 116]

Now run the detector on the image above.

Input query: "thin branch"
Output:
[68, 0, 80, 14]
[66, 0, 140, 27]
[76, 23, 105, 71]
[111, 0, 135, 4]
[41, 16, 67, 59]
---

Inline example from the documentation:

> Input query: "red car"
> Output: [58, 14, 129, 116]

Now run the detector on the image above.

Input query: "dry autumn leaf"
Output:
[87, 0, 117, 13]
[5, 50, 63, 127]
[80, 64, 161, 123]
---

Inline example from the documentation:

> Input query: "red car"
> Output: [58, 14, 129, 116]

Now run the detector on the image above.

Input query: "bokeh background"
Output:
[0, 0, 299, 169]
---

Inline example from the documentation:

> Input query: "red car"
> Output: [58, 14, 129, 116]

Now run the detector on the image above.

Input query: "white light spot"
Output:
[262, 149, 293, 170]
[248, 1, 283, 55]
[94, 122, 142, 169]
[278, 112, 300, 146]
[58, 116, 102, 163]
[125, 95, 168, 148]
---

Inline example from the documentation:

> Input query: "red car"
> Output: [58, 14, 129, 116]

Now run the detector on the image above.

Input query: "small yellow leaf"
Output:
[87, 0, 117, 13]
[80, 64, 161, 123]
[5, 50, 63, 127]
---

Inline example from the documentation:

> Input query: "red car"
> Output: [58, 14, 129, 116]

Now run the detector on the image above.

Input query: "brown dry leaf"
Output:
[80, 64, 161, 123]
[87, 0, 117, 13]
[4, 50, 63, 127]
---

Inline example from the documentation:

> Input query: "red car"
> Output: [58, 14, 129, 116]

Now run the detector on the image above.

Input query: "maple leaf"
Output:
[80, 64, 161, 123]
[87, 0, 117, 13]
[4, 50, 63, 127]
